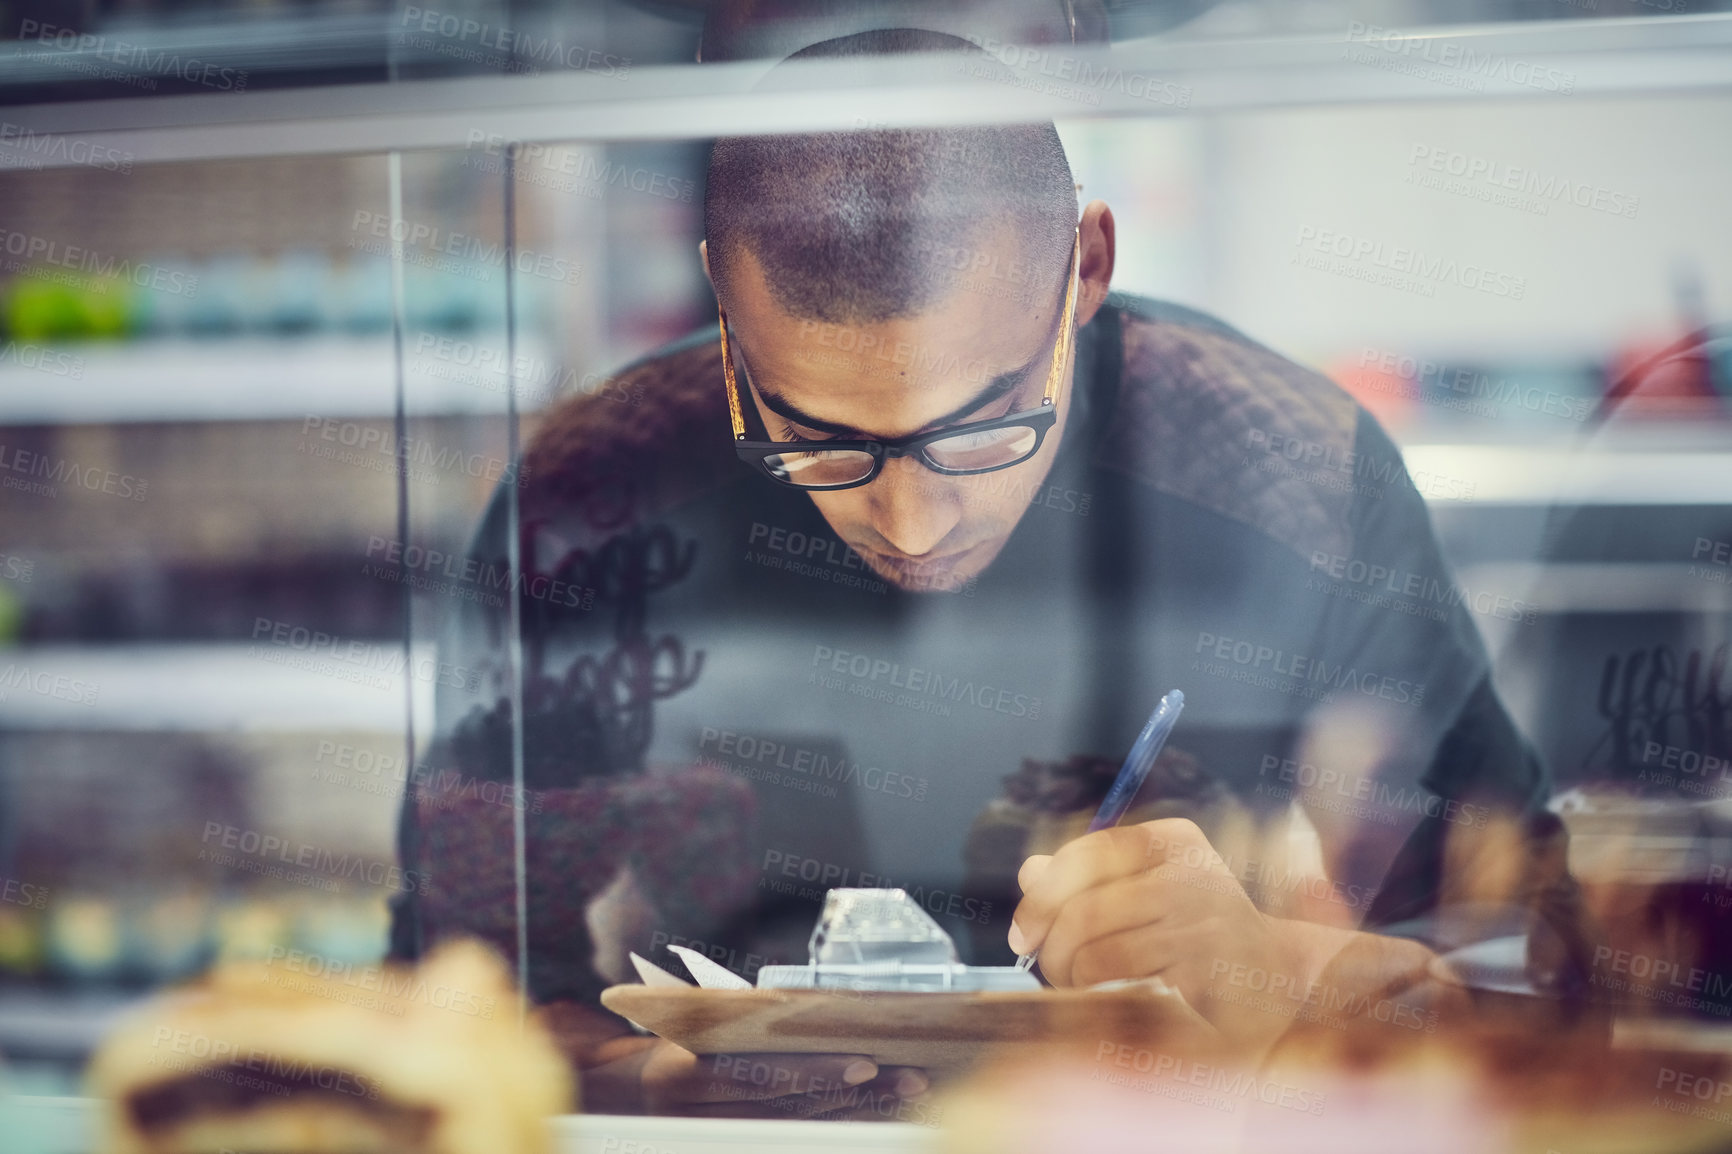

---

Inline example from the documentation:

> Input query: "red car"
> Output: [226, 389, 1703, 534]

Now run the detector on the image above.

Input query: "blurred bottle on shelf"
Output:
[0, 906, 46, 979]
[130, 889, 213, 982]
[262, 248, 335, 333]
[181, 254, 255, 335]
[1330, 352, 1600, 434]
[0, 241, 561, 345]
[212, 897, 290, 963]
[126, 254, 199, 336]
[331, 255, 393, 334]
[0, 584, 22, 645]
[45, 894, 125, 983]
[291, 894, 390, 966]
[2, 269, 133, 341]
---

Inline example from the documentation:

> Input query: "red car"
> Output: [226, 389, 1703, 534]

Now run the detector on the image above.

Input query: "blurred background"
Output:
[0, 0, 1727, 1116]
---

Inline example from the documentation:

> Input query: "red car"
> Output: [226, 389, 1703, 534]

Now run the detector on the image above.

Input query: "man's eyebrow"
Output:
[752, 348, 1047, 438]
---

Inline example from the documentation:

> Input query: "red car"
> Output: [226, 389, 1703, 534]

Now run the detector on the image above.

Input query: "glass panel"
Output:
[422, 72, 1730, 1131]
[1, 9, 1730, 1150]
[395, 137, 713, 1021]
[0, 152, 418, 1092]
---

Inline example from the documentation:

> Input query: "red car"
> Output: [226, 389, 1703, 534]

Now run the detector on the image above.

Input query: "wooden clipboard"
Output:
[600, 984, 1196, 1074]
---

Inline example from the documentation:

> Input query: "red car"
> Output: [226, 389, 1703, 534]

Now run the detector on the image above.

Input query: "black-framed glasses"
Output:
[718, 228, 1081, 491]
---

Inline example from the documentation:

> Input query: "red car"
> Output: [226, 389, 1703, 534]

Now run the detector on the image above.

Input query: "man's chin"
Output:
[856, 540, 1001, 594]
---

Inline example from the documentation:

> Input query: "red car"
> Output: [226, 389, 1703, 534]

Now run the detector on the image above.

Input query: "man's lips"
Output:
[855, 540, 982, 580]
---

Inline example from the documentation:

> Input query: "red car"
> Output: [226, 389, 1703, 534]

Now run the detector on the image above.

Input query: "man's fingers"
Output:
[1009, 855, 1056, 952]
[1064, 920, 1199, 989]
[809, 1066, 932, 1122]
[647, 1046, 878, 1105]
[670, 1063, 927, 1120]
[1017, 854, 1054, 893]
[1034, 871, 1175, 987]
[1012, 820, 1205, 955]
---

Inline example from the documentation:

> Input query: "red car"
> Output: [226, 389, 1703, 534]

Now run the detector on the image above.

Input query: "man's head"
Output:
[703, 29, 1116, 593]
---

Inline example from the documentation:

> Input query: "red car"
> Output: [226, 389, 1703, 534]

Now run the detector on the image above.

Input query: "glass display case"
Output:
[1, 2, 1729, 1151]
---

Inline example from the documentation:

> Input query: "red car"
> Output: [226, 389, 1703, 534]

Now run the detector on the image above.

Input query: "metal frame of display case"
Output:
[2, 15, 1730, 168]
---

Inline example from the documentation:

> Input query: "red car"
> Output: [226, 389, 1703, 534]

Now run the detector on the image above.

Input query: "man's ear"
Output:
[1075, 200, 1115, 326]
[699, 239, 715, 291]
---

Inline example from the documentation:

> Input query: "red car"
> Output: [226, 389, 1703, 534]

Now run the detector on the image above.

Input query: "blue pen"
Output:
[1014, 689, 1185, 973]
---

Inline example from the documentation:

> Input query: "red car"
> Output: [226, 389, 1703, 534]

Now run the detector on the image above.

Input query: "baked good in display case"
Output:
[87, 938, 573, 1154]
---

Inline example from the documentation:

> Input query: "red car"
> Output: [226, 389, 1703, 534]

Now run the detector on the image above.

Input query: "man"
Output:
[391, 28, 1586, 1119]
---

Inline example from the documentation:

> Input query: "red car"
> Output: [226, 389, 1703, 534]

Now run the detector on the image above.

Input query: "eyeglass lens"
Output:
[763, 424, 1040, 488]
[764, 448, 878, 487]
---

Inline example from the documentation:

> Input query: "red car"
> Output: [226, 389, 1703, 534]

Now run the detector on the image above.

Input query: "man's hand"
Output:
[535, 1002, 931, 1119]
[1007, 818, 1308, 1048]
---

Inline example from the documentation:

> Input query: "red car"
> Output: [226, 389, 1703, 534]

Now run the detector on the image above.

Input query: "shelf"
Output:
[1455, 562, 1731, 614]
[0, 987, 144, 1061]
[1403, 443, 1732, 507]
[0, 334, 552, 426]
[0, 643, 429, 732]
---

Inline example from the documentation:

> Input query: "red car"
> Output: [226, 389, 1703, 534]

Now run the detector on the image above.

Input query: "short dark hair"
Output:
[704, 28, 1078, 325]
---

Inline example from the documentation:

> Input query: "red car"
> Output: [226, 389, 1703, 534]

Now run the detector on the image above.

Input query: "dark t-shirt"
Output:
[389, 293, 1583, 1008]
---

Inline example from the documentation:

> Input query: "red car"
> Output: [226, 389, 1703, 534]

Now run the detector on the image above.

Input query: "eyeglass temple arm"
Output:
[719, 308, 748, 439]
[1042, 228, 1082, 408]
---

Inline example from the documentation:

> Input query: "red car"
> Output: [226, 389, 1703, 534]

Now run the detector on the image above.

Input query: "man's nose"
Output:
[869, 457, 962, 557]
